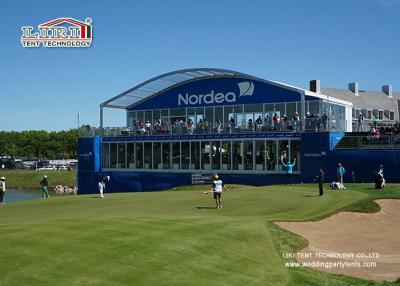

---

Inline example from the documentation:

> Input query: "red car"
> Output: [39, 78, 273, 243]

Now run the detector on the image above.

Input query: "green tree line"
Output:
[0, 129, 77, 160]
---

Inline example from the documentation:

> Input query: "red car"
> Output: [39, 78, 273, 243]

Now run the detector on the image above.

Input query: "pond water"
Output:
[2, 188, 42, 204]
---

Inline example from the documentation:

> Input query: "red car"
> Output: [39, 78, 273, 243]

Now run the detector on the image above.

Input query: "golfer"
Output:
[40, 175, 50, 198]
[0, 177, 6, 204]
[316, 169, 324, 196]
[98, 176, 110, 198]
[210, 174, 228, 209]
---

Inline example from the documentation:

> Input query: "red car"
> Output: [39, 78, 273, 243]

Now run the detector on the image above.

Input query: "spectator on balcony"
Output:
[273, 113, 280, 130]
[203, 119, 209, 133]
[145, 121, 152, 134]
[247, 118, 254, 131]
[162, 120, 168, 134]
[315, 114, 322, 131]
[281, 114, 288, 130]
[292, 112, 300, 132]
[214, 118, 221, 133]
[197, 119, 203, 133]
[374, 127, 381, 140]
[264, 113, 271, 129]
[322, 113, 328, 131]
[138, 121, 145, 134]
[305, 112, 311, 130]
[331, 116, 336, 131]
[357, 112, 365, 132]
[256, 116, 263, 131]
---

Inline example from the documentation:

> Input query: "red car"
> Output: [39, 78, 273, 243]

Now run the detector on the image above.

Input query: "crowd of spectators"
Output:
[122, 111, 342, 136]
[368, 122, 400, 139]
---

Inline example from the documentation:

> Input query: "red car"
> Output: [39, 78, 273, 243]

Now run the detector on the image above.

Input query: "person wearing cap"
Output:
[40, 175, 50, 198]
[98, 176, 110, 198]
[209, 174, 229, 209]
[0, 177, 6, 204]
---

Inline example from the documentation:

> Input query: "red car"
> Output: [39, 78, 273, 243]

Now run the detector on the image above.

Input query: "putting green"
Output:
[0, 184, 396, 286]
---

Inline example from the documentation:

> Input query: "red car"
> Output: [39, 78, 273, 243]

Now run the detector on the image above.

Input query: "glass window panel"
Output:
[162, 142, 170, 169]
[224, 106, 233, 132]
[264, 104, 274, 113]
[232, 141, 243, 170]
[136, 143, 143, 169]
[110, 143, 117, 168]
[152, 142, 161, 169]
[244, 104, 262, 113]
[234, 105, 244, 129]
[118, 143, 126, 168]
[290, 140, 301, 171]
[255, 141, 265, 171]
[153, 110, 161, 123]
[170, 108, 186, 117]
[205, 107, 213, 133]
[127, 111, 136, 127]
[161, 109, 168, 117]
[137, 111, 144, 123]
[145, 111, 152, 123]
[195, 108, 204, 132]
[182, 142, 190, 170]
[266, 140, 277, 171]
[221, 141, 231, 170]
[127, 143, 135, 169]
[244, 141, 253, 170]
[308, 101, 319, 115]
[277, 140, 289, 171]
[201, 141, 211, 170]
[191, 142, 200, 169]
[172, 142, 180, 170]
[144, 142, 152, 169]
[102, 143, 109, 168]
[275, 103, 285, 114]
[214, 107, 223, 132]
[286, 102, 296, 119]
[211, 141, 221, 170]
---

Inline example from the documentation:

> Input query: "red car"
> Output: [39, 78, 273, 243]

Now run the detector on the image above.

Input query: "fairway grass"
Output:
[0, 184, 399, 286]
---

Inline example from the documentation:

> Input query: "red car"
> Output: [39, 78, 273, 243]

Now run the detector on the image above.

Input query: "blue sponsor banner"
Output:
[102, 132, 301, 142]
[128, 77, 316, 110]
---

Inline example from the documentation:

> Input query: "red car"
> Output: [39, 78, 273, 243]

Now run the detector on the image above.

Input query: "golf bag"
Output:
[330, 182, 346, 190]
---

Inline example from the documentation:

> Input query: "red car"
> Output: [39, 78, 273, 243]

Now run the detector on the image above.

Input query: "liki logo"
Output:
[177, 81, 254, 106]
[21, 17, 93, 48]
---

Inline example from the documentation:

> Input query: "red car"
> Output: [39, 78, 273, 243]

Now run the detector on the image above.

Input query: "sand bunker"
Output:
[276, 199, 400, 282]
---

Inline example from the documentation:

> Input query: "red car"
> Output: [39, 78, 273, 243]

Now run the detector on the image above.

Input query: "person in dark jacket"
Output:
[316, 169, 324, 196]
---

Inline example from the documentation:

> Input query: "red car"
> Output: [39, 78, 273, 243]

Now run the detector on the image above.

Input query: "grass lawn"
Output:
[0, 183, 399, 286]
[0, 169, 76, 190]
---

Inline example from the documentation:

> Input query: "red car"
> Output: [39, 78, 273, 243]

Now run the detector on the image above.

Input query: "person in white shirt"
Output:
[209, 174, 229, 209]
[0, 177, 6, 204]
[98, 176, 110, 198]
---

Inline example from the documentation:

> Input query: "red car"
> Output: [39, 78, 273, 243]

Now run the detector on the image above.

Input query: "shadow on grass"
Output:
[197, 206, 217, 209]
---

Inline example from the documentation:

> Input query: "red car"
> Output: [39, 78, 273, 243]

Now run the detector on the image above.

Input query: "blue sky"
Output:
[1, 0, 399, 131]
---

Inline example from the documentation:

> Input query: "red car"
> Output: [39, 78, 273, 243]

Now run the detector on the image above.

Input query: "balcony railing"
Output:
[79, 118, 344, 138]
[335, 135, 400, 150]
